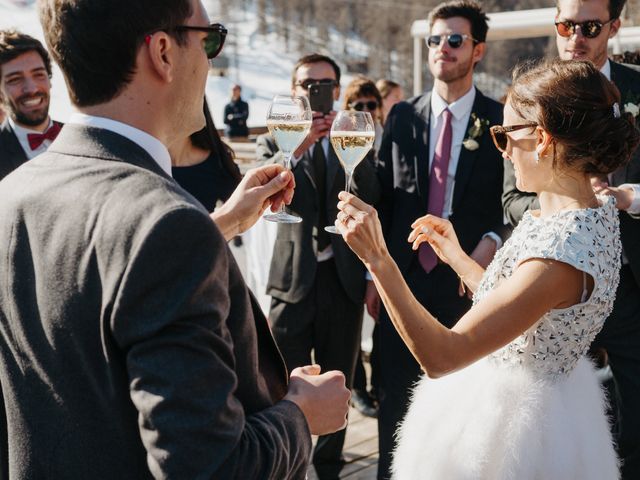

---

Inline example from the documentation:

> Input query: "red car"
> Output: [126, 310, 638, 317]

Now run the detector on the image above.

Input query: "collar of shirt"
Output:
[8, 116, 53, 160]
[430, 85, 476, 122]
[600, 60, 611, 81]
[68, 113, 172, 177]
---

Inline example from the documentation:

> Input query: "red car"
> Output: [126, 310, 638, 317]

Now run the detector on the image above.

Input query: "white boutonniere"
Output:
[462, 113, 489, 151]
[624, 102, 640, 118]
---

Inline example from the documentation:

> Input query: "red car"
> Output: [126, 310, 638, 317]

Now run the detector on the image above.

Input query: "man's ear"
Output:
[145, 32, 175, 83]
[472, 42, 486, 66]
[609, 18, 621, 38]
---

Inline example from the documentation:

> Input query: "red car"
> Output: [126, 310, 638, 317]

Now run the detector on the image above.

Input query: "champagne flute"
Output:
[325, 111, 375, 234]
[265, 95, 312, 223]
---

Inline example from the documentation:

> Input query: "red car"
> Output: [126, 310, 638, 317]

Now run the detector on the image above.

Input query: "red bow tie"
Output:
[27, 123, 61, 150]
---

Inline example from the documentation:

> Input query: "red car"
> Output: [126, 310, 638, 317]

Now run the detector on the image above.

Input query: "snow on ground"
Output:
[0, 0, 350, 128]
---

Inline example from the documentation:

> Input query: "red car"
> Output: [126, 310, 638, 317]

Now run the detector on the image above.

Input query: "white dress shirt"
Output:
[9, 117, 54, 160]
[68, 113, 172, 177]
[601, 60, 640, 215]
[429, 87, 502, 248]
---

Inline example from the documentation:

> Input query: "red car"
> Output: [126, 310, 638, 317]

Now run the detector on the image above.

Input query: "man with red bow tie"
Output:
[0, 29, 61, 180]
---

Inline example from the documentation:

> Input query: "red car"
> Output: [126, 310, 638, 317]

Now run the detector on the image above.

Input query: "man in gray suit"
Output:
[257, 54, 381, 479]
[0, 1, 350, 478]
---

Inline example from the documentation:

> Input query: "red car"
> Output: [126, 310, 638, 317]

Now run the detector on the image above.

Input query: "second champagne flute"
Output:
[325, 111, 375, 233]
[265, 95, 312, 223]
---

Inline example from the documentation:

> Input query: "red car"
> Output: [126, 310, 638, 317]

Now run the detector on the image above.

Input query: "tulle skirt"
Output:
[392, 357, 618, 480]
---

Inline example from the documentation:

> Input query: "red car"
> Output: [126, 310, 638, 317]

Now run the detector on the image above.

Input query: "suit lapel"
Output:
[414, 93, 432, 212]
[327, 143, 341, 201]
[610, 62, 632, 185]
[451, 90, 487, 212]
[0, 122, 29, 170]
[298, 148, 317, 190]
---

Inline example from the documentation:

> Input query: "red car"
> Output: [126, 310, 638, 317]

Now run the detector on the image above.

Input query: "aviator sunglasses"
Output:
[490, 124, 537, 152]
[426, 33, 477, 49]
[349, 101, 379, 111]
[554, 19, 615, 39]
[145, 23, 227, 59]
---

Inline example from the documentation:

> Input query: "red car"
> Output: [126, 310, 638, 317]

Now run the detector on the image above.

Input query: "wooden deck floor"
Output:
[307, 407, 379, 479]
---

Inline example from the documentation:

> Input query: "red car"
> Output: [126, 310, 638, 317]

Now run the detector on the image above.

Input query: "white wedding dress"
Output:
[393, 196, 621, 480]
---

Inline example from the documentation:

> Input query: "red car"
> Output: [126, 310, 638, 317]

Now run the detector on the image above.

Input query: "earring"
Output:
[534, 150, 540, 164]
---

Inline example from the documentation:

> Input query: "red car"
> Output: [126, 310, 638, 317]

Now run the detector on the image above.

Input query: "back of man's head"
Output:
[428, 0, 489, 43]
[38, 0, 193, 107]
[0, 29, 51, 82]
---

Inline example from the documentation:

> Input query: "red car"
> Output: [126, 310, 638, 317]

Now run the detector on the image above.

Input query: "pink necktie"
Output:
[419, 108, 452, 273]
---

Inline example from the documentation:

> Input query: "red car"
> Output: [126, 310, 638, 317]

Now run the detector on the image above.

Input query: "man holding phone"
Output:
[257, 53, 380, 480]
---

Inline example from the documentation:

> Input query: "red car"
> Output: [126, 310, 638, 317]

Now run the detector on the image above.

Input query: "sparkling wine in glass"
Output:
[325, 111, 375, 234]
[264, 95, 312, 223]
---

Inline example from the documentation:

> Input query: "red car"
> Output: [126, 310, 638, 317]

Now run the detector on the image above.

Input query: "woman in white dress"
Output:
[334, 59, 640, 479]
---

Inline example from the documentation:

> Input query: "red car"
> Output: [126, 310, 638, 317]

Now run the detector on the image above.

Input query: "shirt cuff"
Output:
[619, 183, 640, 214]
[482, 231, 503, 250]
[290, 152, 304, 169]
[365, 271, 373, 281]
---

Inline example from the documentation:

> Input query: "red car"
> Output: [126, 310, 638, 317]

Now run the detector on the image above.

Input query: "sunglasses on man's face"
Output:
[490, 124, 537, 152]
[349, 101, 378, 112]
[294, 78, 338, 90]
[174, 23, 227, 59]
[554, 19, 614, 39]
[426, 33, 476, 49]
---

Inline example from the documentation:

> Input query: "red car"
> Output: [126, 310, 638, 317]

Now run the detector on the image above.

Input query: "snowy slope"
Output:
[0, 0, 348, 127]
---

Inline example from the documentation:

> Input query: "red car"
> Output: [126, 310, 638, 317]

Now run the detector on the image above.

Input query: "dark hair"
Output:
[376, 79, 401, 100]
[508, 58, 640, 175]
[291, 53, 341, 87]
[343, 76, 383, 123]
[556, 0, 627, 20]
[610, 50, 640, 65]
[38, 0, 192, 106]
[428, 0, 489, 43]
[191, 98, 241, 184]
[0, 29, 51, 81]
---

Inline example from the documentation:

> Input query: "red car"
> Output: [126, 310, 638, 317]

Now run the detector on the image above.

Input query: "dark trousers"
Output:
[377, 260, 471, 480]
[593, 265, 640, 480]
[270, 258, 363, 480]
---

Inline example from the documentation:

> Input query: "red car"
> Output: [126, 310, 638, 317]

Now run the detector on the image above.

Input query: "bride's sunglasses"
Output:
[146, 23, 227, 60]
[490, 124, 537, 152]
[554, 19, 614, 39]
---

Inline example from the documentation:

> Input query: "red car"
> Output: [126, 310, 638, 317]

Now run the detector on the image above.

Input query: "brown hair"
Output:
[342, 76, 383, 123]
[0, 29, 51, 81]
[191, 98, 241, 184]
[428, 0, 489, 43]
[38, 0, 192, 107]
[556, 0, 627, 21]
[508, 58, 640, 175]
[376, 79, 401, 100]
[291, 53, 341, 87]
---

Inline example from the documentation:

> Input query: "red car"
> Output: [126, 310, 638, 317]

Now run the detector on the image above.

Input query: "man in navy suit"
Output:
[370, 2, 507, 478]
[0, 29, 60, 180]
[503, 0, 640, 477]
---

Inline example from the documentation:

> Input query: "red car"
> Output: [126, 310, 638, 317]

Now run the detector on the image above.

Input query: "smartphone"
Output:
[308, 82, 334, 114]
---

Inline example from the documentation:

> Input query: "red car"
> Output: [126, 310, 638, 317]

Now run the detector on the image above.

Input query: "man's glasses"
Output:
[174, 23, 227, 59]
[554, 19, 614, 39]
[294, 78, 339, 90]
[349, 101, 378, 112]
[490, 124, 537, 152]
[426, 33, 477, 49]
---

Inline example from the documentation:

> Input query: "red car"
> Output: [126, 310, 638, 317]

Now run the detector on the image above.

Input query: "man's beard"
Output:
[6, 93, 50, 127]
[434, 55, 475, 84]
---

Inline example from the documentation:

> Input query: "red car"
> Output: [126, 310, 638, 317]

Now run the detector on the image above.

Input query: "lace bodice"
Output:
[474, 196, 621, 378]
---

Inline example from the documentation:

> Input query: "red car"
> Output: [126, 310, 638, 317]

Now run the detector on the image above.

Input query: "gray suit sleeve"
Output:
[110, 207, 310, 479]
[502, 157, 538, 227]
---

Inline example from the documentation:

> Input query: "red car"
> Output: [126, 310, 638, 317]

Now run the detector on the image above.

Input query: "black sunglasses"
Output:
[554, 19, 614, 39]
[172, 23, 227, 59]
[349, 101, 378, 111]
[426, 33, 477, 49]
[295, 78, 339, 90]
[490, 124, 537, 152]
